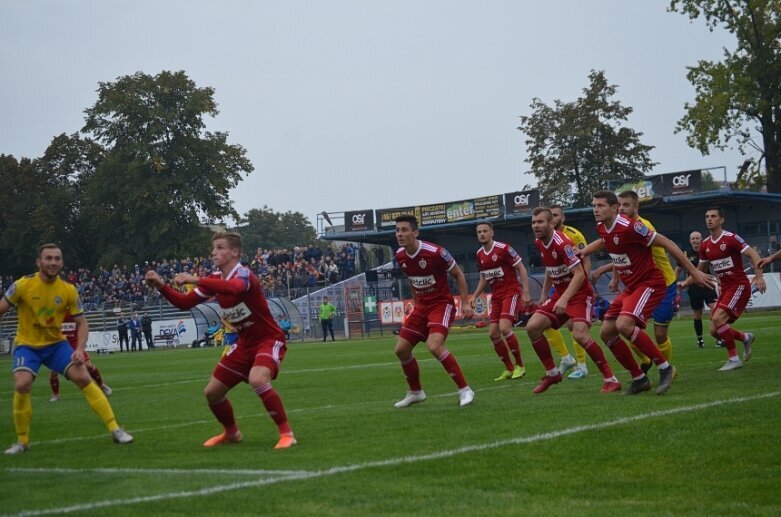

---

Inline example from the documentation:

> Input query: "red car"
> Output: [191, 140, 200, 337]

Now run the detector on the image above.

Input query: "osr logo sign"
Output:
[672, 174, 691, 187]
[514, 194, 530, 206]
[352, 213, 366, 224]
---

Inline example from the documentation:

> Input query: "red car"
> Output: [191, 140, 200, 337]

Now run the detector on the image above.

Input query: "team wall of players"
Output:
[1, 192, 771, 454]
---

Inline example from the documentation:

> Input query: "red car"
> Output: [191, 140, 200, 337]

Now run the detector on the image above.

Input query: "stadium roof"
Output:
[320, 190, 781, 247]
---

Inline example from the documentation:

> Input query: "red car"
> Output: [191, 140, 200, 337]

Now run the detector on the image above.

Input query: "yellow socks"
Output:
[82, 382, 119, 432]
[544, 328, 569, 358]
[12, 392, 32, 446]
[658, 337, 673, 362]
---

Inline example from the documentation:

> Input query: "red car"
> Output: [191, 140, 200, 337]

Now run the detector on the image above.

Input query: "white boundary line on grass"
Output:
[5, 391, 778, 517]
[4, 467, 312, 476]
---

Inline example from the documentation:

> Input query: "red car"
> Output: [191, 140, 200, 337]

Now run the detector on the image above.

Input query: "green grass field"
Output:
[1, 312, 780, 516]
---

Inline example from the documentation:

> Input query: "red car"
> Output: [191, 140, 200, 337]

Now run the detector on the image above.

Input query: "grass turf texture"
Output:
[1, 311, 780, 516]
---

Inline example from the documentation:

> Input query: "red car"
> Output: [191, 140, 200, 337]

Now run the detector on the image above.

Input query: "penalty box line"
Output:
[7, 391, 778, 517]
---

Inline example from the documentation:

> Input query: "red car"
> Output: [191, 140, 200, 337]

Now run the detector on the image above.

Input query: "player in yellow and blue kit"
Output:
[0, 243, 133, 455]
[591, 191, 677, 373]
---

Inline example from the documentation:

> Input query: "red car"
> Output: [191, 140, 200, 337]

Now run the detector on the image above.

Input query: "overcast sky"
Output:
[2, 1, 744, 227]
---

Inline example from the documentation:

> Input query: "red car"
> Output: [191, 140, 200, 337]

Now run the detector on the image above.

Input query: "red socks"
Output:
[208, 398, 239, 436]
[254, 384, 291, 435]
[531, 336, 556, 372]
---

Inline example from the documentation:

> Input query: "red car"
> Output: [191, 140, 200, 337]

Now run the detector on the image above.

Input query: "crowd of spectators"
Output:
[0, 243, 391, 311]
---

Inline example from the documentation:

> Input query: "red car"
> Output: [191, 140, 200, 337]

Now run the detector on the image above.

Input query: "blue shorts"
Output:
[12, 341, 74, 378]
[224, 332, 238, 345]
[652, 283, 678, 326]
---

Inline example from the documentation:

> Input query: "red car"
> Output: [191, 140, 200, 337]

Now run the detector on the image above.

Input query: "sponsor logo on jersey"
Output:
[491, 254, 498, 262]
[546, 265, 570, 278]
[634, 222, 650, 237]
[711, 257, 734, 272]
[418, 259, 427, 269]
[720, 243, 726, 251]
[440, 248, 453, 262]
[409, 275, 436, 289]
[222, 302, 251, 323]
[481, 267, 504, 281]
[564, 245, 576, 260]
[401, 263, 407, 269]
[552, 250, 558, 259]
[613, 235, 619, 245]
[4, 283, 16, 298]
[610, 253, 632, 267]
[61, 322, 77, 332]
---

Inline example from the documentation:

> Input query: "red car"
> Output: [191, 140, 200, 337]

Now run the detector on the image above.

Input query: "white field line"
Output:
[3, 466, 313, 476]
[4, 391, 778, 517]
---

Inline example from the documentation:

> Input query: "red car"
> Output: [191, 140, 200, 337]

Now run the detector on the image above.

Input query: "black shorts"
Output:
[688, 285, 717, 311]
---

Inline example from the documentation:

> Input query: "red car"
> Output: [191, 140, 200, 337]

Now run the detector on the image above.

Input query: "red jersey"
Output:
[61, 313, 78, 349]
[162, 263, 285, 347]
[536, 230, 593, 298]
[699, 230, 750, 290]
[597, 215, 664, 290]
[475, 241, 523, 297]
[396, 240, 456, 306]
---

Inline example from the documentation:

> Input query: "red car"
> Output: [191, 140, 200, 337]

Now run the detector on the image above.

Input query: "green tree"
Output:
[0, 134, 104, 276]
[518, 70, 656, 207]
[237, 207, 320, 252]
[81, 70, 253, 265]
[669, 0, 781, 193]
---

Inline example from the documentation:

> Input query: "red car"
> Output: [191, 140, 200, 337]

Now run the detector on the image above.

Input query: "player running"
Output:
[525, 207, 621, 394]
[683, 207, 765, 371]
[590, 191, 678, 373]
[470, 222, 530, 381]
[580, 191, 712, 395]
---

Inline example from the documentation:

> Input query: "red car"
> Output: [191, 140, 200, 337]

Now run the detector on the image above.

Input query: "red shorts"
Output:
[537, 292, 593, 330]
[399, 302, 456, 345]
[213, 337, 287, 388]
[489, 291, 523, 324]
[604, 281, 666, 329]
[716, 282, 750, 322]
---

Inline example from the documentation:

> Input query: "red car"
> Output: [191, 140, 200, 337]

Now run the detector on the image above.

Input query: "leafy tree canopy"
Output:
[518, 70, 656, 207]
[669, 0, 781, 192]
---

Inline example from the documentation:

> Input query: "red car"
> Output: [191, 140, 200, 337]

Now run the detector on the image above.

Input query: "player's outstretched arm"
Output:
[653, 233, 715, 288]
[743, 246, 767, 294]
[758, 249, 781, 269]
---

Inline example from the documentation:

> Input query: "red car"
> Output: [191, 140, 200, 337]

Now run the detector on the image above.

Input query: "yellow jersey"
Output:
[4, 273, 83, 348]
[562, 225, 587, 250]
[638, 216, 676, 286]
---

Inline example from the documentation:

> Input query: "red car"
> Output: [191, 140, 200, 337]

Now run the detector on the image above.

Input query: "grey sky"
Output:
[1, 1, 743, 226]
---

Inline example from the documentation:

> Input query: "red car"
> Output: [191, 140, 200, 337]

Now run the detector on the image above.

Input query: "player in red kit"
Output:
[525, 207, 621, 394]
[393, 215, 476, 408]
[470, 222, 530, 381]
[144, 232, 295, 449]
[580, 191, 712, 395]
[49, 313, 112, 402]
[684, 207, 765, 371]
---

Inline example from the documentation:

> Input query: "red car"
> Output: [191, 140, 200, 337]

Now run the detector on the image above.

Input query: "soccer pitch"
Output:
[1, 312, 780, 516]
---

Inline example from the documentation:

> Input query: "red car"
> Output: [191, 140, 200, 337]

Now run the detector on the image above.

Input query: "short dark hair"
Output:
[476, 221, 493, 229]
[593, 190, 618, 205]
[38, 243, 61, 258]
[532, 207, 553, 220]
[618, 190, 639, 202]
[395, 215, 418, 230]
[706, 206, 724, 218]
[213, 231, 242, 251]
